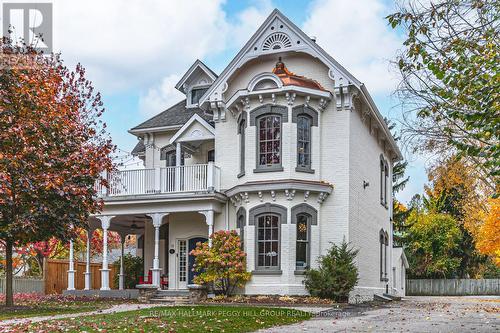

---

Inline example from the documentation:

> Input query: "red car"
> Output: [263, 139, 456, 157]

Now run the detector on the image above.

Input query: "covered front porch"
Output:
[64, 198, 225, 295]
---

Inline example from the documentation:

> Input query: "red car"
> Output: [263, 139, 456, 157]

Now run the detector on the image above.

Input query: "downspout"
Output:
[225, 200, 229, 230]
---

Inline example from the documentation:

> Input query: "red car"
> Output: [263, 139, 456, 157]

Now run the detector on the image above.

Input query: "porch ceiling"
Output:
[88, 214, 152, 235]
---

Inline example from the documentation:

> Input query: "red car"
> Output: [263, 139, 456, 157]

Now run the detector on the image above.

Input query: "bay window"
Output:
[257, 115, 282, 169]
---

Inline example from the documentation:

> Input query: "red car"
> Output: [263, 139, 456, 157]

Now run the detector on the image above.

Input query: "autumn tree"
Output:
[476, 198, 500, 265]
[406, 211, 462, 278]
[424, 156, 494, 277]
[0, 39, 114, 306]
[190, 230, 250, 296]
[16, 229, 121, 276]
[387, 0, 499, 192]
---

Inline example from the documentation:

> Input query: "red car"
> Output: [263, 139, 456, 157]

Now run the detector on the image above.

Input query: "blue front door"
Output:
[188, 237, 208, 284]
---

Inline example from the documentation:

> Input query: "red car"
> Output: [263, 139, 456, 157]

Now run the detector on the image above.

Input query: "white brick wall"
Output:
[348, 107, 393, 298]
[132, 51, 397, 300]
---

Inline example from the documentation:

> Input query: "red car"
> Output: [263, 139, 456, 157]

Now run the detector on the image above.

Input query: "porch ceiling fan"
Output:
[130, 220, 145, 230]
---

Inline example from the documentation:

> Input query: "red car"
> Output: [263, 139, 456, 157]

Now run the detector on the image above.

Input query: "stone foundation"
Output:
[188, 284, 207, 303]
[136, 284, 159, 303]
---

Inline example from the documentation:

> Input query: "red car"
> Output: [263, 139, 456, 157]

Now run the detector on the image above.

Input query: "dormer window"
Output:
[190, 87, 209, 105]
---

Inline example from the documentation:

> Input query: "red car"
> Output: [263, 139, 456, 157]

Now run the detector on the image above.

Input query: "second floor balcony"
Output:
[96, 163, 221, 198]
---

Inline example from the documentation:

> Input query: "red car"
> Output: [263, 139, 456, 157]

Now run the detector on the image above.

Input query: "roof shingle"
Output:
[131, 100, 212, 130]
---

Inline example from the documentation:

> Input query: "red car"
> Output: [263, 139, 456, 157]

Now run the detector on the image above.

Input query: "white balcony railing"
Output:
[96, 163, 220, 197]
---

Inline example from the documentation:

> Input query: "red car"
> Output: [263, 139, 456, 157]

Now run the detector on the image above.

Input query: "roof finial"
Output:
[274, 57, 285, 73]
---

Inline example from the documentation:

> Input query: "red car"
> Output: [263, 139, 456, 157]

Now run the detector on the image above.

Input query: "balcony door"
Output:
[164, 150, 184, 192]
[165, 150, 184, 167]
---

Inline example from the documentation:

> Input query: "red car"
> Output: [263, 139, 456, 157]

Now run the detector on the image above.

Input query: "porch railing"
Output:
[96, 163, 220, 197]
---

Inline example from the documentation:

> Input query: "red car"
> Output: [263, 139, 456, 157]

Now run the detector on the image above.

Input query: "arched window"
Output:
[297, 115, 311, 170]
[238, 116, 246, 177]
[380, 155, 389, 208]
[256, 214, 280, 268]
[384, 231, 389, 280]
[250, 105, 287, 173]
[384, 164, 389, 207]
[258, 115, 282, 167]
[380, 229, 389, 281]
[295, 214, 310, 270]
[292, 105, 318, 173]
[292, 203, 317, 273]
[249, 203, 287, 273]
[236, 207, 246, 249]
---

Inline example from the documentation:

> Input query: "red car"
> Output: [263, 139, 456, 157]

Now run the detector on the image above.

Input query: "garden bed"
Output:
[202, 294, 342, 307]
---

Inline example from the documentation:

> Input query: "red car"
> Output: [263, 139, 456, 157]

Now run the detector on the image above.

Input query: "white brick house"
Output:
[68, 9, 405, 300]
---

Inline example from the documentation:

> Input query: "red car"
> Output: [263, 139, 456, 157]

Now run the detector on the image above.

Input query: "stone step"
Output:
[149, 296, 191, 304]
[374, 294, 393, 302]
[154, 290, 190, 297]
[383, 293, 401, 301]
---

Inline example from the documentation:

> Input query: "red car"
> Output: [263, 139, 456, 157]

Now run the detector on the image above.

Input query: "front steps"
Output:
[149, 290, 191, 304]
[383, 293, 402, 301]
[374, 294, 393, 302]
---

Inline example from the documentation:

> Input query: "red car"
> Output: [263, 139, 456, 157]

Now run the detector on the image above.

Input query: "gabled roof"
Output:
[175, 59, 218, 94]
[199, 8, 361, 107]
[199, 8, 402, 161]
[131, 140, 145, 156]
[169, 113, 215, 144]
[129, 100, 213, 133]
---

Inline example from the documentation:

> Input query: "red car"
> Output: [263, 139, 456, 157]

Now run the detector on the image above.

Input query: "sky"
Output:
[4, 0, 428, 204]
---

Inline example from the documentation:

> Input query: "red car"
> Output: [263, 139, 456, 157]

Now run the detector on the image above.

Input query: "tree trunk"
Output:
[5, 238, 14, 307]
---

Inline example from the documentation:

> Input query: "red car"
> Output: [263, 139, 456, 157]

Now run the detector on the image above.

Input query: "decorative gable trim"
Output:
[169, 113, 215, 144]
[175, 59, 218, 94]
[248, 72, 283, 91]
[198, 8, 402, 161]
[199, 9, 360, 107]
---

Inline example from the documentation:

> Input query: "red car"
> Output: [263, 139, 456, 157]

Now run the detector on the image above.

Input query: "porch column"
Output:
[67, 239, 75, 291]
[84, 229, 93, 290]
[147, 213, 169, 288]
[199, 210, 214, 247]
[175, 142, 182, 191]
[98, 216, 112, 291]
[118, 232, 127, 290]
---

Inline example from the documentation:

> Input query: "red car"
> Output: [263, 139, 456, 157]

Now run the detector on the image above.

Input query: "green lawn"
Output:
[10, 305, 311, 332]
[0, 295, 130, 321]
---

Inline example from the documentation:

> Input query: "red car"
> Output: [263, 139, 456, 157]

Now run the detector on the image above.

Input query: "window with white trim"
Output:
[295, 214, 309, 270]
[256, 214, 280, 268]
[380, 155, 389, 208]
[258, 115, 281, 167]
[190, 87, 208, 105]
[380, 230, 388, 281]
[238, 119, 246, 176]
[297, 115, 311, 169]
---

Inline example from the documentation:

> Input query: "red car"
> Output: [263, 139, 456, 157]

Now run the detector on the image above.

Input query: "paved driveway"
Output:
[258, 296, 500, 332]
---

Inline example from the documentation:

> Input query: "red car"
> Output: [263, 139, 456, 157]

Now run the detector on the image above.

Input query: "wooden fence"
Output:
[44, 259, 118, 294]
[0, 277, 44, 294]
[407, 279, 500, 296]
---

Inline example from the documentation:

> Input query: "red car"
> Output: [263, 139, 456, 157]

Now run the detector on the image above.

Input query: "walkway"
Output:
[257, 296, 500, 332]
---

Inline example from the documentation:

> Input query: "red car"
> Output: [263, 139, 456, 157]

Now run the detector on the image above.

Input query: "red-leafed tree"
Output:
[0, 38, 114, 306]
[15, 230, 121, 275]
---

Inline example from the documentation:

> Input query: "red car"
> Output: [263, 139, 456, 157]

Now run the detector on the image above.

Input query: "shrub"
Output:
[303, 240, 359, 302]
[113, 254, 143, 289]
[190, 230, 251, 295]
